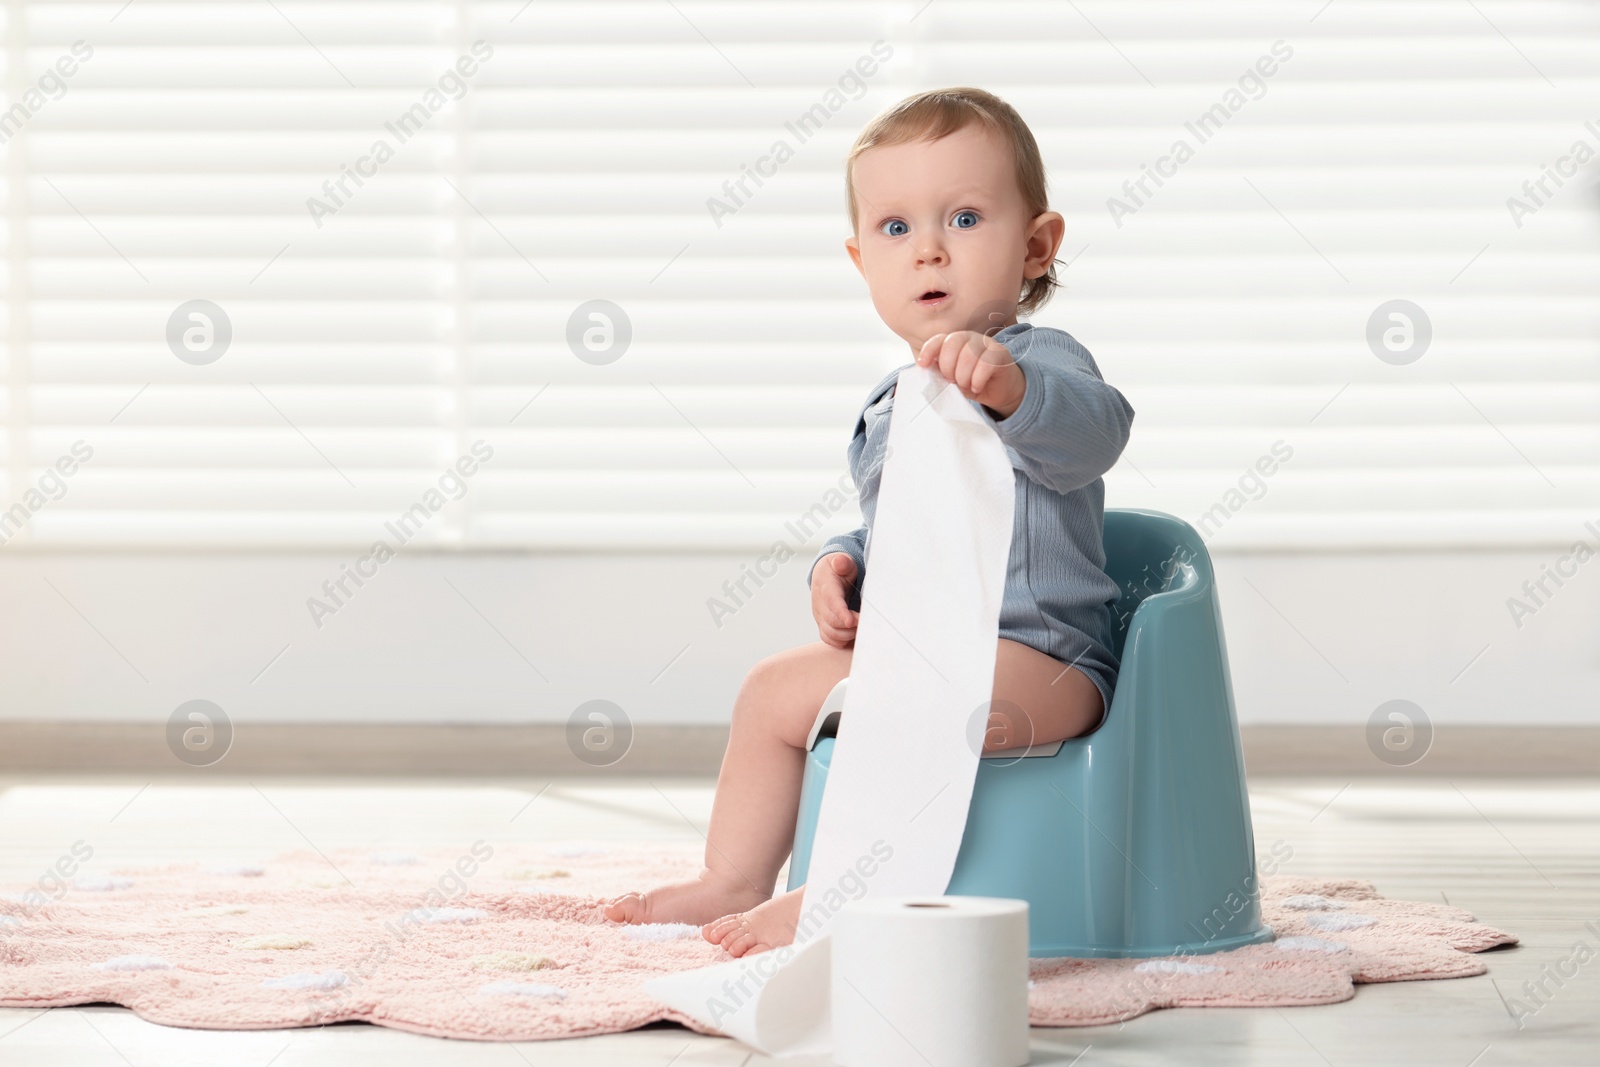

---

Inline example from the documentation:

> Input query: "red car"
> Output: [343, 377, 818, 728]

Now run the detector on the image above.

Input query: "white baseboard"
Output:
[0, 724, 1593, 776]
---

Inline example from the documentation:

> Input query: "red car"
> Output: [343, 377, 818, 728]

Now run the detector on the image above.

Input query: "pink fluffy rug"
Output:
[0, 843, 1516, 1040]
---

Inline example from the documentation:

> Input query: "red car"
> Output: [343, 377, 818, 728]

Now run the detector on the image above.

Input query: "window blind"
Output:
[1, 0, 1595, 551]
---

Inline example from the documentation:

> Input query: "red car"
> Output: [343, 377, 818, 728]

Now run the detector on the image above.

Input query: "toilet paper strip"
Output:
[644, 362, 1017, 1057]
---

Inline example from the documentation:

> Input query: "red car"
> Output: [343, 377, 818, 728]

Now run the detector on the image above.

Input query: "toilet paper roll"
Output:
[832, 896, 1030, 1067]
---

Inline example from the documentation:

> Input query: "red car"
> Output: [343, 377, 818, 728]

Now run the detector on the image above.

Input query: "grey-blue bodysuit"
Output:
[806, 322, 1136, 714]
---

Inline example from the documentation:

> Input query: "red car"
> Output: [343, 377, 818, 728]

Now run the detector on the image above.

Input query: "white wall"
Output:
[2, 3, 1595, 738]
[0, 545, 1586, 726]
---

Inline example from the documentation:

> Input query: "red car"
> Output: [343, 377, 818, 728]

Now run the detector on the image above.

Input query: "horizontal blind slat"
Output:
[4, 0, 1595, 549]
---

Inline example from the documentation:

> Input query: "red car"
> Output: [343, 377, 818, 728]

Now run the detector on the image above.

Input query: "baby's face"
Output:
[845, 123, 1062, 352]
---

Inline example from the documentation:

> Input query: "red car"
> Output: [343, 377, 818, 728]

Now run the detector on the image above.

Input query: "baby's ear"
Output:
[1023, 212, 1066, 279]
[844, 235, 865, 276]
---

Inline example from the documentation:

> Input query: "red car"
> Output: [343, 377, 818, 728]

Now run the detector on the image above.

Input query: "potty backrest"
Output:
[1101, 509, 1207, 662]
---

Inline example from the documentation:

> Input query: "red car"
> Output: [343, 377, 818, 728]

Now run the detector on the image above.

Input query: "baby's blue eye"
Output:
[879, 218, 909, 237]
[952, 210, 979, 229]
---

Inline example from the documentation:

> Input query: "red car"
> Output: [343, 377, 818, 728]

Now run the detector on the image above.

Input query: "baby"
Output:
[603, 87, 1134, 957]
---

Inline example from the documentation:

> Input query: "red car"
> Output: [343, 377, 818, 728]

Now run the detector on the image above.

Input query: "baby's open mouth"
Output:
[917, 290, 949, 304]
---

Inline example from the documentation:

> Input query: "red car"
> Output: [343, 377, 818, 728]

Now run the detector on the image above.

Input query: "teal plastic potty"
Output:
[787, 508, 1274, 958]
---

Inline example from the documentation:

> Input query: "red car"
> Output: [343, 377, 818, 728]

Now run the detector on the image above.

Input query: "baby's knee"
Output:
[741, 642, 836, 691]
[735, 645, 845, 742]
[740, 649, 789, 691]
[735, 652, 799, 720]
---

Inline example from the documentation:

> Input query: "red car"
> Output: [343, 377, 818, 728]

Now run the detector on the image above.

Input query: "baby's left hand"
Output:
[916, 330, 1027, 419]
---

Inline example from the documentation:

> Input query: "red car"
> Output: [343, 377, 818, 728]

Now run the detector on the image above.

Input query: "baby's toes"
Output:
[701, 914, 737, 943]
[725, 931, 764, 958]
[702, 913, 749, 950]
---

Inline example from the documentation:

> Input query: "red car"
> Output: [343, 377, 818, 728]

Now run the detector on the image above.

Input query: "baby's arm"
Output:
[806, 376, 895, 645]
[988, 328, 1134, 496]
[809, 525, 866, 607]
[806, 444, 874, 615]
[808, 542, 862, 648]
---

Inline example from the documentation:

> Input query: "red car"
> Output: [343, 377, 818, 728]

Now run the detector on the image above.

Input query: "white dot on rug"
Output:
[72, 876, 132, 892]
[404, 907, 487, 924]
[367, 851, 421, 865]
[263, 971, 348, 990]
[1280, 894, 1348, 911]
[91, 955, 172, 971]
[478, 981, 567, 998]
[237, 935, 312, 950]
[622, 923, 702, 942]
[1133, 959, 1223, 975]
[207, 865, 265, 877]
[1305, 912, 1376, 932]
[1275, 936, 1349, 953]
[471, 952, 555, 972]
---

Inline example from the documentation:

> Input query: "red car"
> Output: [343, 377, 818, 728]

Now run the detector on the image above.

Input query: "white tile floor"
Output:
[0, 774, 1595, 1066]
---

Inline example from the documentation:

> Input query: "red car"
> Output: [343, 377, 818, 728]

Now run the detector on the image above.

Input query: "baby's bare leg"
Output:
[985, 638, 1106, 751]
[702, 637, 1106, 956]
[700, 641, 855, 893]
[601, 640, 852, 926]
[606, 635, 1102, 939]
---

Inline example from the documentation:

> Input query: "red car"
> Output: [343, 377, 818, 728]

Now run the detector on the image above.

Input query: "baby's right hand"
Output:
[811, 553, 860, 649]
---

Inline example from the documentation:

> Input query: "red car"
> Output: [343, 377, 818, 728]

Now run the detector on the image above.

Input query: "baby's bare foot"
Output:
[601, 869, 770, 927]
[702, 886, 805, 957]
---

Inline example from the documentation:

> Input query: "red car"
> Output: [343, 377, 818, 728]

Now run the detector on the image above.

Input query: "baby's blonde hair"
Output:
[845, 86, 1059, 315]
